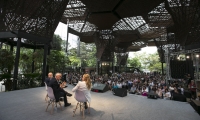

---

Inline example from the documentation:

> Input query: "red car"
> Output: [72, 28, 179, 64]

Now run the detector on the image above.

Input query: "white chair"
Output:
[73, 90, 90, 118]
[45, 87, 62, 114]
[44, 82, 48, 102]
[1, 83, 5, 91]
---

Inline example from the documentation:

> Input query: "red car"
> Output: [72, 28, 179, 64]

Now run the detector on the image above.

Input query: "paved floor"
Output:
[0, 85, 199, 120]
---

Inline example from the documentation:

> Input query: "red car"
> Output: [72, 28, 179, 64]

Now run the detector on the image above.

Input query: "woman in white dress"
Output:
[72, 74, 92, 108]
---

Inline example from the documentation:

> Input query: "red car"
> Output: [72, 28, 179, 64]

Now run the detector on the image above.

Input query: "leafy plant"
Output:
[0, 49, 14, 73]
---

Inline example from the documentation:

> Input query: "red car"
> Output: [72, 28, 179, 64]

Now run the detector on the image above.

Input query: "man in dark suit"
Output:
[45, 72, 53, 86]
[49, 73, 72, 107]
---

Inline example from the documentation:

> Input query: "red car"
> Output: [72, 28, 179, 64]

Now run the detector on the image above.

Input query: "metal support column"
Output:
[65, 31, 69, 53]
[195, 54, 199, 80]
[100, 61, 102, 75]
[10, 45, 13, 52]
[112, 60, 114, 74]
[113, 55, 115, 73]
[65, 19, 69, 54]
[46, 47, 50, 76]
[194, 54, 199, 98]
[161, 62, 164, 76]
[96, 58, 99, 75]
[0, 42, 2, 49]
[13, 38, 21, 90]
[165, 47, 171, 85]
[31, 49, 35, 73]
[41, 44, 48, 86]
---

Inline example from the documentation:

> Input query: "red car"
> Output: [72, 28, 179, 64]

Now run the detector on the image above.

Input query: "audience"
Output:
[188, 80, 196, 100]
[129, 84, 136, 94]
[59, 71, 198, 102]
[164, 89, 171, 100]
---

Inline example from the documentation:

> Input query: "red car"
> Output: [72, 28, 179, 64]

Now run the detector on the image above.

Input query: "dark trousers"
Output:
[59, 92, 68, 105]
[191, 91, 196, 99]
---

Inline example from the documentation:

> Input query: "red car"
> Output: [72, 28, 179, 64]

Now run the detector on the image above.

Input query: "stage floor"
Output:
[0, 85, 199, 120]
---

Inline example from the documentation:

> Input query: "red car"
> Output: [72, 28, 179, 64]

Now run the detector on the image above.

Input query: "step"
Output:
[190, 99, 200, 115]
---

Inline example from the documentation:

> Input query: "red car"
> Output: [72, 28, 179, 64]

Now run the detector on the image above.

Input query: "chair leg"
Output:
[82, 104, 85, 119]
[79, 102, 82, 113]
[73, 102, 79, 117]
[46, 100, 52, 112]
[58, 101, 62, 110]
[51, 101, 54, 114]
[73, 102, 90, 118]
[45, 94, 48, 102]
[87, 102, 90, 114]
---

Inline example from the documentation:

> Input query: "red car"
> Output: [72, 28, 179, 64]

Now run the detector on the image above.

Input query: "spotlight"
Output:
[186, 56, 190, 59]
[196, 54, 199, 58]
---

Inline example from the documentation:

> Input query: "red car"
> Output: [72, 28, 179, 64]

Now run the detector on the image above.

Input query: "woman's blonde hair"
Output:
[83, 74, 92, 90]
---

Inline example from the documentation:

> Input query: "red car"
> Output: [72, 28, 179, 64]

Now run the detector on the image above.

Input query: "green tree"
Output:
[47, 50, 70, 74]
[52, 34, 63, 51]
[18, 34, 66, 73]
[68, 48, 80, 66]
[19, 48, 44, 73]
[68, 41, 96, 68]
[145, 53, 165, 72]
[0, 49, 14, 91]
[129, 52, 165, 72]
[127, 57, 142, 69]
[0, 49, 14, 73]
[79, 43, 96, 67]
[143, 53, 165, 72]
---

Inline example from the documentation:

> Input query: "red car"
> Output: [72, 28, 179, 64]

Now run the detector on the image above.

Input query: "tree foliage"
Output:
[146, 53, 166, 72]
[0, 49, 14, 73]
[52, 34, 64, 51]
[127, 57, 142, 69]
[129, 52, 165, 72]
[47, 50, 70, 73]
[18, 34, 69, 74]
[67, 41, 96, 67]
[20, 48, 44, 73]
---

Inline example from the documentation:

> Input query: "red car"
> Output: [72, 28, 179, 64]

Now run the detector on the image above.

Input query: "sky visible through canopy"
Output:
[54, 22, 157, 57]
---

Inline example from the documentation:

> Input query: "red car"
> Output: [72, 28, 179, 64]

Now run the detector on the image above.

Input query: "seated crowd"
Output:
[65, 71, 198, 101]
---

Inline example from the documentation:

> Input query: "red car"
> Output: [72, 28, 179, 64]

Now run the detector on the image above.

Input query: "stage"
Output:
[0, 85, 199, 120]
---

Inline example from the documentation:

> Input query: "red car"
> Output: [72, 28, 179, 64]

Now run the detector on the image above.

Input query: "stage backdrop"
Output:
[170, 60, 194, 79]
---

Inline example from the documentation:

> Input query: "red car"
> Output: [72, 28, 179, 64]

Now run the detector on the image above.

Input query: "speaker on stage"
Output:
[91, 82, 108, 93]
[113, 88, 127, 97]
[173, 93, 187, 102]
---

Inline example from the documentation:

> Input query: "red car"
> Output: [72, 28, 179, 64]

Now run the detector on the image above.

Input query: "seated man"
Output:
[59, 81, 67, 88]
[49, 73, 72, 107]
[45, 72, 53, 86]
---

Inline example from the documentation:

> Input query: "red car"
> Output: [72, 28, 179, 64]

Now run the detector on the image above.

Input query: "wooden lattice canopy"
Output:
[61, 0, 200, 53]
